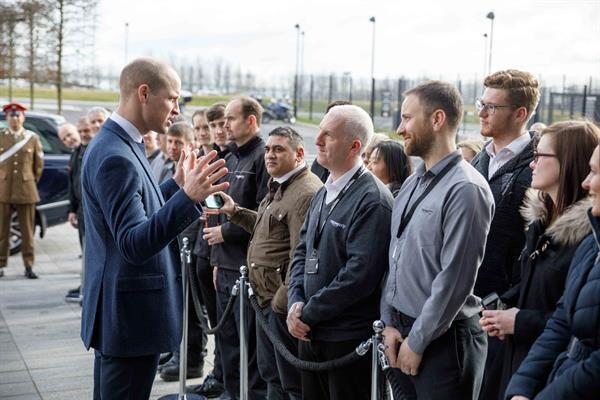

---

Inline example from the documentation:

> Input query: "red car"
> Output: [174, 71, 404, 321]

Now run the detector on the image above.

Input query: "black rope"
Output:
[187, 259, 210, 332]
[382, 367, 413, 400]
[249, 292, 365, 371]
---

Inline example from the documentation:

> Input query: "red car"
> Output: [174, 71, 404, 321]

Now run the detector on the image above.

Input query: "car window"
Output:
[0, 117, 69, 155]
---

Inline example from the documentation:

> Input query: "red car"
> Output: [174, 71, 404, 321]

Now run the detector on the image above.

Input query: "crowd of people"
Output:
[4, 58, 599, 400]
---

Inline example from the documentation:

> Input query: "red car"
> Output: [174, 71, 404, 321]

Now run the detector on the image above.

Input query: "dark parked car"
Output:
[0, 111, 71, 255]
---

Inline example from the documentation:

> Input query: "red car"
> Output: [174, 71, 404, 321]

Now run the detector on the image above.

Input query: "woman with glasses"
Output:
[479, 120, 599, 400]
[507, 133, 600, 400]
[367, 140, 412, 197]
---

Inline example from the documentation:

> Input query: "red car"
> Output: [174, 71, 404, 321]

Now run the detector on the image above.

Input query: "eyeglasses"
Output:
[8, 111, 22, 117]
[532, 151, 558, 163]
[475, 98, 516, 115]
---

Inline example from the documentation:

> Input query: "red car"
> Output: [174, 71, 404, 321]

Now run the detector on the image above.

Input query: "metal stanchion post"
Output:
[370, 320, 385, 400]
[239, 265, 249, 400]
[158, 237, 205, 400]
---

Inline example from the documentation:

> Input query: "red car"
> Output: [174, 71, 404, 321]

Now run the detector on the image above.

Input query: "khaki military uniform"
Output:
[0, 128, 44, 269]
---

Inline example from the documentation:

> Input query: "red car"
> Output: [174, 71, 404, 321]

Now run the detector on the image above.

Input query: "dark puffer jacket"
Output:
[471, 135, 534, 297]
[505, 211, 600, 399]
[481, 190, 592, 400]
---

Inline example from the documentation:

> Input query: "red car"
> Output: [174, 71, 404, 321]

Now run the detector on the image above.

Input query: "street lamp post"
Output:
[299, 30, 305, 109]
[369, 16, 376, 120]
[124, 22, 129, 65]
[293, 23, 301, 118]
[483, 33, 488, 77]
[486, 12, 495, 75]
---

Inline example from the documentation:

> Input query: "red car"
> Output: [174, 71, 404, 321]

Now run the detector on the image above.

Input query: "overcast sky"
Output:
[95, 0, 600, 87]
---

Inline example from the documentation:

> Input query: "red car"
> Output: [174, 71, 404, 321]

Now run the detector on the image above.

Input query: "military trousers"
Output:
[0, 203, 35, 268]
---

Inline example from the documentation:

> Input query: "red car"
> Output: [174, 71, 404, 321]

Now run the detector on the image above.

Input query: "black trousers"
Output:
[196, 255, 223, 380]
[216, 268, 266, 399]
[298, 337, 371, 400]
[93, 351, 159, 400]
[187, 255, 208, 366]
[269, 310, 301, 400]
[255, 305, 288, 400]
[387, 313, 487, 400]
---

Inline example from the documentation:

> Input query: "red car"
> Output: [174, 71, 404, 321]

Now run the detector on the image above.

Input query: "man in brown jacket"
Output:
[0, 103, 44, 279]
[218, 126, 322, 400]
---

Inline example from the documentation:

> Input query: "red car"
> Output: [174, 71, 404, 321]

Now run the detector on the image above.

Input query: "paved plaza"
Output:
[0, 223, 215, 399]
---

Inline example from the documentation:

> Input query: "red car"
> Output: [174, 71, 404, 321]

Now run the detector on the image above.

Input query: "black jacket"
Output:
[68, 144, 86, 215]
[210, 135, 269, 271]
[471, 134, 534, 297]
[505, 211, 600, 399]
[288, 170, 393, 341]
[482, 191, 592, 400]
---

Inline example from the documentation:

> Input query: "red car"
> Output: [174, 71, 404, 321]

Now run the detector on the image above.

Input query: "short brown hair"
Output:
[192, 109, 206, 122]
[232, 96, 263, 126]
[539, 120, 600, 219]
[484, 69, 540, 120]
[206, 103, 226, 123]
[404, 80, 463, 131]
[167, 121, 194, 143]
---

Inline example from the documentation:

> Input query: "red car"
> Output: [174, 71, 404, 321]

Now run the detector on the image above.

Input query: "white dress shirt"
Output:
[324, 160, 364, 204]
[110, 112, 144, 143]
[485, 133, 531, 178]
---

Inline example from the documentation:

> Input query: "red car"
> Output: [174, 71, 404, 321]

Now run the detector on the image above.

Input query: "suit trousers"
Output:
[0, 203, 35, 268]
[387, 313, 487, 400]
[298, 337, 371, 400]
[215, 268, 266, 399]
[93, 350, 159, 400]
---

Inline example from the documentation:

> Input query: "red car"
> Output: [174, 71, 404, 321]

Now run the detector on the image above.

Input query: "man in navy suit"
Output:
[80, 57, 229, 400]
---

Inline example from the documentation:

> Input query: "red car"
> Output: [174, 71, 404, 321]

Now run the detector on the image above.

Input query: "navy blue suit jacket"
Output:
[80, 118, 201, 357]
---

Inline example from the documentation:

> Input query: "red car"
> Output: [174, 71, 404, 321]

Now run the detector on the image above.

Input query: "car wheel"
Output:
[9, 210, 22, 255]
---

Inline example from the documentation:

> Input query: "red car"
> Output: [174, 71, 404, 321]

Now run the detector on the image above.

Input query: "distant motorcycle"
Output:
[262, 101, 296, 124]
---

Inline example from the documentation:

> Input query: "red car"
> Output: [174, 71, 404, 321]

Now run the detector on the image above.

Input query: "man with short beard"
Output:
[204, 96, 269, 400]
[65, 116, 98, 303]
[381, 81, 494, 399]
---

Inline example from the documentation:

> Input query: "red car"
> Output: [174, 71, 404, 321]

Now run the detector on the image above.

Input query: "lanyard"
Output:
[313, 166, 364, 249]
[396, 156, 461, 239]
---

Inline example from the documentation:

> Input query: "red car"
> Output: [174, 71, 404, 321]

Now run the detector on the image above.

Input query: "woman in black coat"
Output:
[505, 141, 600, 399]
[479, 120, 599, 399]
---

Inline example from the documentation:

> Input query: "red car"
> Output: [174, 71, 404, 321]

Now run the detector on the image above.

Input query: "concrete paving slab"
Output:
[0, 382, 37, 397]
[0, 371, 30, 385]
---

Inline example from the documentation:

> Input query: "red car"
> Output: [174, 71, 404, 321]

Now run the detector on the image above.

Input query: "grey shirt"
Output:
[381, 151, 494, 355]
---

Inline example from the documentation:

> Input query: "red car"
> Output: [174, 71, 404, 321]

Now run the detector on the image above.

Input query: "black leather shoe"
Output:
[187, 373, 225, 398]
[159, 356, 204, 382]
[0, 269, 4, 277]
[24, 267, 38, 279]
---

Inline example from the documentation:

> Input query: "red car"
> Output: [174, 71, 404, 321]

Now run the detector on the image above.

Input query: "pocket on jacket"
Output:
[117, 274, 165, 292]
[268, 209, 288, 239]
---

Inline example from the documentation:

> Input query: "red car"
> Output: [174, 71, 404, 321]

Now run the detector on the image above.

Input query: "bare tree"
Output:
[223, 64, 231, 94]
[0, 1, 23, 102]
[21, 0, 48, 109]
[47, 0, 98, 114]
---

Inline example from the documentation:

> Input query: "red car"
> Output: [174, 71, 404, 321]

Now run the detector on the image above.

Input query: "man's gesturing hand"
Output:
[287, 302, 311, 341]
[183, 150, 229, 203]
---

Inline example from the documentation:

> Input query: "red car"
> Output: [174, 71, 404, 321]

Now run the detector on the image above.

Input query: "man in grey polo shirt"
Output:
[381, 81, 495, 400]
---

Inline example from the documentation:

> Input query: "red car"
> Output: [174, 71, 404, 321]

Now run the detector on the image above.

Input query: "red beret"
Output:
[2, 102, 27, 113]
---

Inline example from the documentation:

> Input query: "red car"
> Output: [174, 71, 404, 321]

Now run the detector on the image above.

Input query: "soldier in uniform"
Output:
[0, 103, 44, 279]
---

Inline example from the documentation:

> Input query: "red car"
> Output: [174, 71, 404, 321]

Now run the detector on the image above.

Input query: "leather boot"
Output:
[24, 266, 38, 279]
[159, 349, 204, 382]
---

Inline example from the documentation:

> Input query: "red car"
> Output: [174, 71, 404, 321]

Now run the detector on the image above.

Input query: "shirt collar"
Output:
[485, 132, 530, 158]
[110, 112, 144, 143]
[274, 162, 306, 184]
[415, 151, 462, 178]
[324, 160, 364, 200]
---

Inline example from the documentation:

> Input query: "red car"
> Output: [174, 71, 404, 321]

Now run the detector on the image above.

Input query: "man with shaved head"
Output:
[81, 57, 229, 399]
[58, 123, 81, 149]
